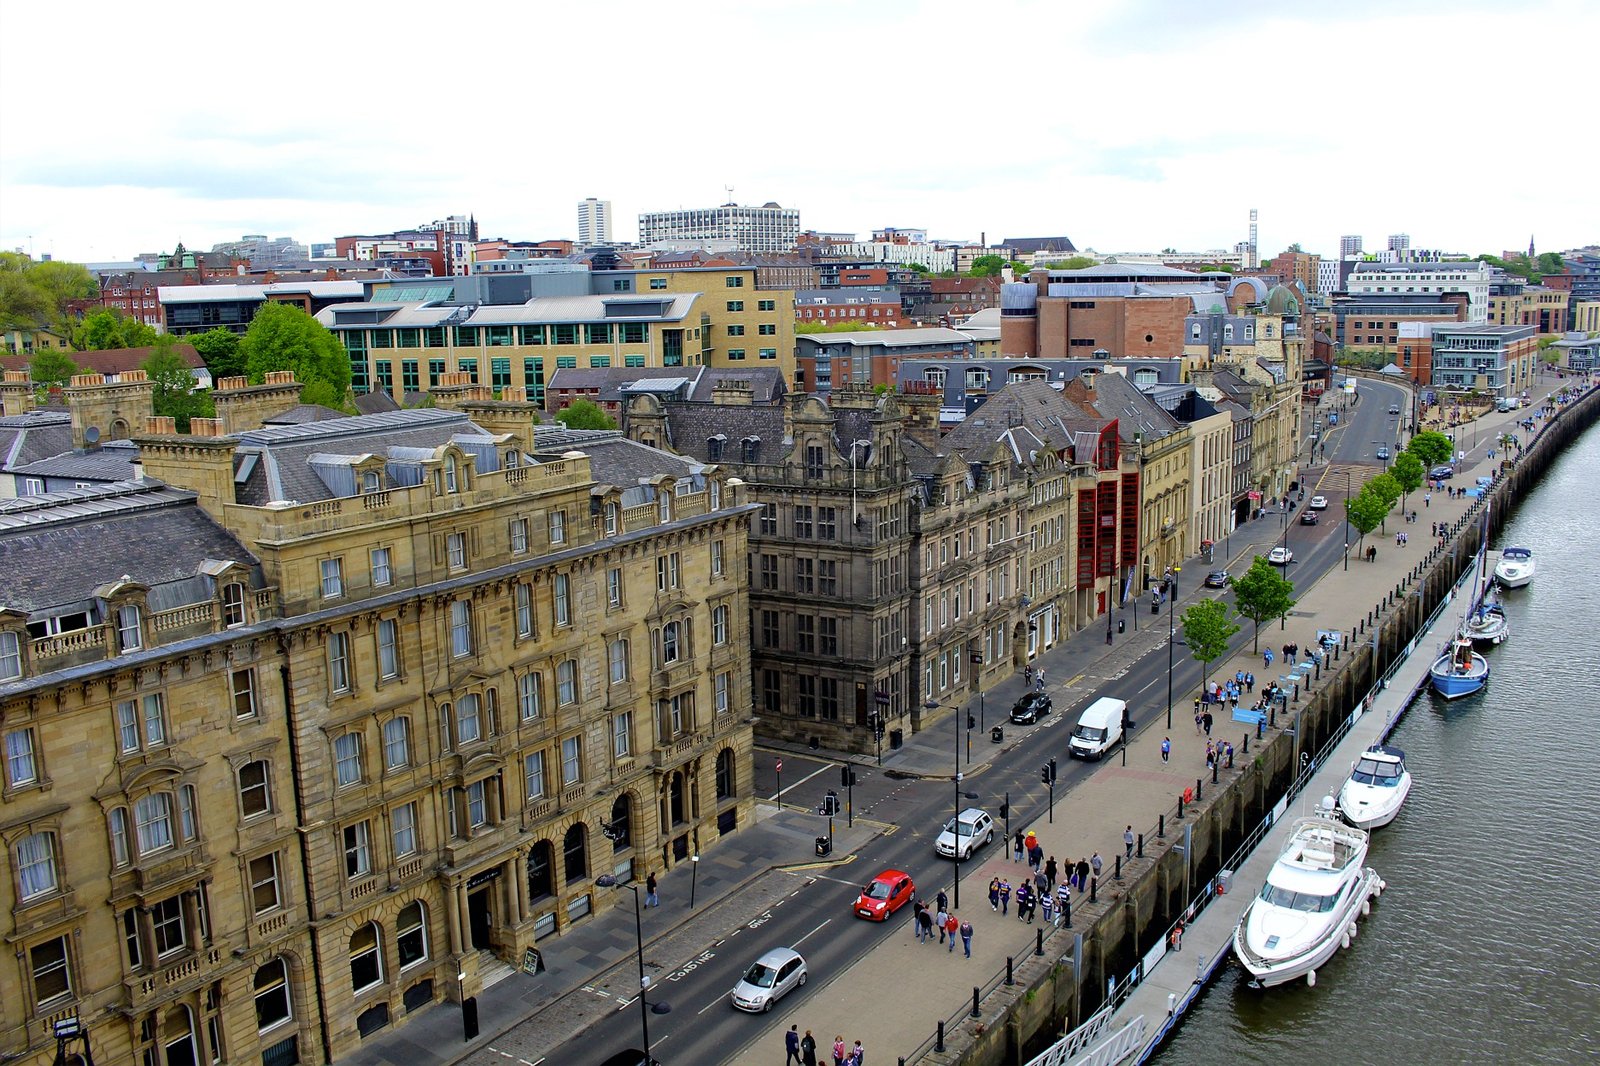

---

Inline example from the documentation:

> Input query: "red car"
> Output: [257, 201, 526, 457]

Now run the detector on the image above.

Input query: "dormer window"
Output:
[116, 605, 143, 652]
[361, 470, 381, 494]
[707, 435, 725, 461]
[0, 630, 22, 681]
[444, 454, 460, 493]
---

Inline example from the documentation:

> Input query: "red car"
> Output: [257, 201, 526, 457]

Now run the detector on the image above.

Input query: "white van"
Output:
[1068, 697, 1127, 760]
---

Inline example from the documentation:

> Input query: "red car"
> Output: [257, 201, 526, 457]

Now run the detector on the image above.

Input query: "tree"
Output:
[75, 308, 157, 351]
[1231, 558, 1296, 652]
[241, 303, 350, 406]
[1197, 264, 1235, 274]
[0, 270, 53, 331]
[28, 350, 80, 390]
[0, 254, 96, 333]
[142, 337, 213, 432]
[1345, 486, 1389, 557]
[1537, 251, 1566, 276]
[968, 255, 1006, 277]
[190, 327, 245, 380]
[554, 399, 616, 430]
[1181, 598, 1241, 694]
[1405, 429, 1453, 468]
[1041, 256, 1097, 271]
[1367, 472, 1401, 532]
[904, 263, 930, 274]
[1390, 451, 1424, 508]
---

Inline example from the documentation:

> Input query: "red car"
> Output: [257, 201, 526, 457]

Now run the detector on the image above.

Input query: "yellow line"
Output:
[1065, 673, 1085, 687]
[778, 853, 858, 872]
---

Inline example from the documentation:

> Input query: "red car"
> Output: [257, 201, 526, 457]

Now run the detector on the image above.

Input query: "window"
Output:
[554, 574, 571, 626]
[612, 710, 633, 758]
[31, 936, 72, 1006]
[254, 959, 292, 1032]
[349, 923, 382, 992]
[397, 902, 428, 969]
[334, 733, 362, 787]
[607, 567, 624, 607]
[713, 604, 729, 645]
[391, 801, 418, 857]
[450, 599, 473, 657]
[760, 555, 778, 589]
[604, 501, 619, 536]
[547, 509, 566, 545]
[239, 760, 272, 817]
[727, 324, 745, 336]
[523, 751, 546, 801]
[797, 615, 815, 654]
[561, 735, 582, 785]
[344, 822, 372, 881]
[609, 638, 629, 684]
[328, 632, 352, 693]
[232, 668, 258, 719]
[456, 693, 482, 745]
[658, 492, 672, 522]
[557, 659, 578, 705]
[818, 506, 837, 540]
[114, 692, 166, 753]
[795, 506, 813, 538]
[759, 299, 776, 312]
[728, 348, 746, 361]
[711, 540, 724, 576]
[563, 823, 588, 882]
[17, 831, 58, 900]
[181, 786, 200, 840]
[465, 779, 489, 830]
[656, 552, 680, 590]
[320, 558, 344, 599]
[661, 621, 682, 664]
[725, 275, 744, 288]
[135, 793, 174, 855]
[649, 277, 667, 290]
[759, 348, 777, 360]
[510, 517, 529, 554]
[222, 583, 246, 627]
[382, 718, 410, 771]
[715, 672, 730, 715]
[370, 547, 393, 587]
[4, 727, 37, 787]
[152, 895, 187, 956]
[109, 807, 130, 867]
[760, 503, 778, 535]
[447, 532, 467, 570]
[377, 619, 400, 680]
[716, 748, 736, 798]
[249, 853, 281, 914]
[518, 673, 542, 721]
[759, 323, 777, 336]
[116, 604, 143, 651]
[443, 454, 461, 493]
[761, 610, 779, 647]
[514, 583, 533, 639]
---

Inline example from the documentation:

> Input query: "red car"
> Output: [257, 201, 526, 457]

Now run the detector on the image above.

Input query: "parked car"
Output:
[1300, 510, 1319, 525]
[730, 947, 807, 1012]
[1203, 569, 1230, 589]
[1430, 465, 1455, 480]
[1009, 691, 1053, 724]
[935, 807, 995, 860]
[1268, 546, 1294, 565]
[853, 869, 914, 921]
[1308, 495, 1329, 510]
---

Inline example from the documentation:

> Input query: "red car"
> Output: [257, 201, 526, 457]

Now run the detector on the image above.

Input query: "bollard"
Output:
[972, 987, 981, 1018]
[1006, 956, 1014, 986]
[1137, 832, 1145, 858]
[1293, 682, 1300, 703]
[1158, 814, 1166, 839]
[1090, 876, 1098, 903]
[1176, 794, 1185, 820]
[1212, 761, 1219, 783]
[936, 1020, 945, 1053]
[1036, 928, 1045, 956]
[1195, 777, 1203, 803]
[1064, 893, 1072, 928]
[1114, 854, 1123, 881]
[1227, 744, 1235, 770]
[1269, 706, 1276, 727]
[1241, 733, 1249, 755]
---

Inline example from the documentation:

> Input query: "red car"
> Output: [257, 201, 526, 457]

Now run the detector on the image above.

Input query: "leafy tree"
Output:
[1405, 430, 1453, 468]
[1288, 242, 1304, 253]
[1181, 598, 1241, 694]
[554, 399, 616, 430]
[904, 263, 929, 274]
[75, 308, 157, 351]
[29, 350, 80, 389]
[26, 260, 97, 319]
[1041, 256, 1098, 271]
[0, 270, 54, 330]
[796, 320, 885, 334]
[190, 327, 245, 379]
[1390, 451, 1424, 508]
[0, 254, 97, 333]
[241, 303, 351, 405]
[1197, 264, 1235, 273]
[1536, 251, 1566, 276]
[142, 337, 213, 432]
[1231, 558, 1296, 652]
[1367, 472, 1401, 532]
[1345, 486, 1389, 556]
[968, 255, 1006, 277]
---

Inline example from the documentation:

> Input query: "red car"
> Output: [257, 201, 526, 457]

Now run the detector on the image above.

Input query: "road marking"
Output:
[791, 918, 832, 948]
[766, 761, 833, 801]
[484, 1050, 540, 1066]
[1066, 673, 1084, 687]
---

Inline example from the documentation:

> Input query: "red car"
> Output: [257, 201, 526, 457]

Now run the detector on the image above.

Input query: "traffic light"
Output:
[999, 801, 1009, 820]
[967, 713, 976, 730]
[840, 765, 854, 787]
[1049, 757, 1058, 783]
[1041, 766, 1050, 785]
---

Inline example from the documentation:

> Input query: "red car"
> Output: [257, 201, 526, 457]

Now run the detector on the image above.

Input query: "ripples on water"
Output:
[1154, 419, 1600, 1066]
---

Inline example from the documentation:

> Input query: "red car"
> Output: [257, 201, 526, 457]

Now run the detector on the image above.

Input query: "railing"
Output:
[135, 947, 223, 1000]
[361, 490, 392, 510]
[395, 858, 425, 882]
[256, 912, 290, 939]
[30, 626, 105, 661]
[153, 602, 216, 632]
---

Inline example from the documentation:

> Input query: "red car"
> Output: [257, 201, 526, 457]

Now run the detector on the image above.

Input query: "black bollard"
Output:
[1195, 777, 1203, 803]
[1269, 706, 1276, 727]
[1227, 744, 1235, 769]
[1158, 814, 1165, 839]
[1241, 733, 1249, 755]
[1177, 794, 1185, 820]
[936, 1020, 945, 1053]
[1212, 761, 1219, 784]
[1036, 928, 1045, 956]
[1064, 893, 1072, 928]
[1006, 956, 1014, 986]
[972, 987, 981, 1018]
[1137, 832, 1144, 858]
[1090, 876, 1098, 903]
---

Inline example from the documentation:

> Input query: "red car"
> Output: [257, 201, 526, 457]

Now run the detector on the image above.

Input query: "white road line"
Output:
[767, 762, 833, 800]
[792, 918, 832, 948]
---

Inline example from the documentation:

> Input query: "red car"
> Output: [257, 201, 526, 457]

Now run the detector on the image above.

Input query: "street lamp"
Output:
[1165, 567, 1181, 729]
[1343, 469, 1351, 572]
[596, 874, 670, 1063]
[925, 699, 977, 910]
[52, 1016, 94, 1066]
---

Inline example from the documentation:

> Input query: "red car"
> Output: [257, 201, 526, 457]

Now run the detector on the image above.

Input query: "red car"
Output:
[853, 869, 914, 921]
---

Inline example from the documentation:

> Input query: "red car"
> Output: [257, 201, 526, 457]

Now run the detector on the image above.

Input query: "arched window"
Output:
[443, 454, 459, 493]
[396, 902, 428, 969]
[527, 840, 554, 901]
[716, 749, 735, 800]
[563, 824, 588, 883]
[161, 1005, 196, 1066]
[609, 794, 632, 852]
[254, 958, 292, 1032]
[349, 923, 383, 993]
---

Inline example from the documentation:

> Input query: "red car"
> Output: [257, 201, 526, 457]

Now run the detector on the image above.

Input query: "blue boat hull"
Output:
[1430, 652, 1489, 699]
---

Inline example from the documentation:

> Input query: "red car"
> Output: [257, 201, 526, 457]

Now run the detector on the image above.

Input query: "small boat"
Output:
[1430, 634, 1490, 699]
[1494, 546, 1535, 588]
[1463, 586, 1510, 646]
[1234, 799, 1384, 989]
[1337, 745, 1413, 829]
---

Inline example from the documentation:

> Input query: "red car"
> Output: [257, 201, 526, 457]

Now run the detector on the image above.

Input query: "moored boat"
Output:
[1463, 586, 1510, 646]
[1494, 546, 1535, 588]
[1337, 745, 1413, 829]
[1430, 635, 1490, 699]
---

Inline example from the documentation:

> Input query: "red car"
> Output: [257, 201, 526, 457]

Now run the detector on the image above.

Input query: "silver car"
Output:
[730, 947, 807, 1012]
[935, 807, 995, 860]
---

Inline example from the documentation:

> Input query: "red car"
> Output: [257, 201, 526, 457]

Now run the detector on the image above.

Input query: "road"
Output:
[476, 377, 1414, 1066]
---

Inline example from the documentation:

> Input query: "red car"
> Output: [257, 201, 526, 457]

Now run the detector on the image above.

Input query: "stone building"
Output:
[0, 376, 754, 1064]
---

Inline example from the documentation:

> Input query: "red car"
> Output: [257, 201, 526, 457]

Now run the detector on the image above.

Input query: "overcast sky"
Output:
[3, 0, 1597, 264]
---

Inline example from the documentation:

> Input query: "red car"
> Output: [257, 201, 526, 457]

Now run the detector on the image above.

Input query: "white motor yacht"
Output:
[1234, 800, 1385, 988]
[1493, 546, 1535, 588]
[1337, 745, 1413, 829]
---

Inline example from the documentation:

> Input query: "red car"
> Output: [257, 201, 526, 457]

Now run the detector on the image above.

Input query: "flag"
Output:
[1121, 566, 1134, 605]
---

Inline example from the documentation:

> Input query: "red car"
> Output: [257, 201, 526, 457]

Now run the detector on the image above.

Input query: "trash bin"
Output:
[889, 728, 904, 750]
[990, 725, 1004, 743]
[1118, 619, 1126, 634]
[815, 836, 832, 857]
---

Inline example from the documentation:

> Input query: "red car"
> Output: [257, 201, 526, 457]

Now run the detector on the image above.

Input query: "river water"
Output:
[1154, 415, 1600, 1066]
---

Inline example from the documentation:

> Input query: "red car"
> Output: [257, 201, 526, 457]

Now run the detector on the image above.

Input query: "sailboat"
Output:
[1431, 503, 1491, 699]
[1464, 582, 1510, 646]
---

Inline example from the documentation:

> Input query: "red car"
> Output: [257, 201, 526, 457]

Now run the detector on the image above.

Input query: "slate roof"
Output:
[0, 411, 74, 471]
[9, 439, 141, 482]
[353, 391, 402, 416]
[533, 428, 702, 489]
[943, 381, 1109, 456]
[262, 404, 349, 425]
[0, 482, 258, 616]
[1069, 372, 1181, 441]
[795, 327, 971, 349]
[652, 403, 787, 463]
[1004, 236, 1078, 255]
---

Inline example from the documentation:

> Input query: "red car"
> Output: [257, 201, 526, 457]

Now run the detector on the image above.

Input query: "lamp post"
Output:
[1343, 469, 1351, 572]
[596, 875, 669, 1062]
[925, 699, 970, 909]
[1165, 567, 1180, 729]
[52, 1016, 94, 1066]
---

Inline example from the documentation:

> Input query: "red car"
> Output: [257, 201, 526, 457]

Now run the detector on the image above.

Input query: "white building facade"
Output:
[1345, 261, 1492, 322]
[578, 198, 613, 245]
[638, 202, 800, 253]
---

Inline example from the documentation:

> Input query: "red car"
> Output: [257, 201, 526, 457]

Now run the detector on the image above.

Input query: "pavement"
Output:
[343, 369, 1592, 1066]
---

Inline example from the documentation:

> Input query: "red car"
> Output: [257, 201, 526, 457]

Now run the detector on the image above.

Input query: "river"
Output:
[1153, 414, 1600, 1066]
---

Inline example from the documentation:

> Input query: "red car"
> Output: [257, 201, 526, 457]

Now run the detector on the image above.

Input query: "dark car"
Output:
[1203, 570, 1230, 588]
[598, 1051, 659, 1066]
[1388, 404, 1402, 415]
[1300, 510, 1319, 525]
[1430, 465, 1455, 480]
[1010, 691, 1052, 724]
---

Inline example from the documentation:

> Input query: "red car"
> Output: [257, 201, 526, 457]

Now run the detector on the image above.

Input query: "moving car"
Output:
[935, 807, 995, 860]
[730, 947, 807, 1012]
[1268, 546, 1294, 565]
[1376, 445, 1390, 461]
[1430, 465, 1455, 480]
[1300, 510, 1319, 525]
[1203, 569, 1230, 589]
[1308, 495, 1328, 510]
[1009, 691, 1052, 724]
[1388, 403, 1402, 415]
[853, 869, 914, 921]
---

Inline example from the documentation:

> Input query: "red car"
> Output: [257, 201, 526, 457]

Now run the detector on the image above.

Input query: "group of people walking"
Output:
[783, 1027, 865, 1066]
[910, 890, 974, 958]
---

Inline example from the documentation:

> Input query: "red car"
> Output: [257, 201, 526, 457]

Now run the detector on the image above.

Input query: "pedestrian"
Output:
[915, 902, 933, 943]
[1036, 668, 1046, 691]
[645, 871, 659, 907]
[1077, 857, 1091, 892]
[1024, 830, 1038, 859]
[1013, 829, 1024, 863]
[802, 1030, 818, 1066]
[1028, 843, 1044, 871]
[1045, 856, 1058, 889]
[834, 1035, 847, 1066]
[988, 877, 1001, 912]
[1202, 710, 1213, 736]
[1091, 852, 1103, 882]
[1034, 869, 1048, 900]
[1160, 736, 1171, 763]
[1040, 889, 1055, 926]
[945, 911, 960, 951]
[852, 1039, 865, 1066]
[1424, 491, 1431, 508]
[1124, 825, 1135, 859]
[960, 918, 973, 958]
[1432, 521, 1438, 537]
[935, 888, 948, 914]
[787, 1024, 802, 1066]
[1057, 880, 1071, 920]
[1193, 703, 1202, 734]
[1264, 648, 1274, 669]
[1015, 881, 1030, 921]
[999, 879, 1011, 916]
[1246, 671, 1255, 692]
[1205, 741, 1216, 771]
[936, 906, 949, 943]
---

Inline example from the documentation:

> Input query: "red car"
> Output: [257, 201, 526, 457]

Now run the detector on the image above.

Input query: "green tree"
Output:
[28, 350, 80, 389]
[1390, 451, 1425, 508]
[142, 336, 214, 432]
[1231, 558, 1296, 653]
[1405, 429, 1454, 468]
[968, 254, 1006, 277]
[0, 254, 97, 333]
[1345, 486, 1389, 557]
[240, 303, 351, 406]
[1197, 264, 1235, 274]
[554, 399, 616, 430]
[75, 308, 158, 350]
[0, 270, 53, 330]
[1536, 251, 1566, 276]
[1040, 256, 1097, 270]
[26, 260, 97, 321]
[796, 320, 884, 334]
[904, 262, 929, 274]
[1367, 472, 1401, 532]
[190, 327, 245, 379]
[1181, 598, 1241, 694]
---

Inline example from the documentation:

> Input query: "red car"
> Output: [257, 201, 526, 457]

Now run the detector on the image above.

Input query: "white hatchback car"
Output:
[730, 947, 807, 1012]
[1269, 546, 1294, 566]
[1308, 495, 1328, 510]
[935, 807, 995, 860]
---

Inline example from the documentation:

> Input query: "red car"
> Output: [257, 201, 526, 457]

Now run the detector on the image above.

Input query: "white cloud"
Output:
[2, 0, 1596, 262]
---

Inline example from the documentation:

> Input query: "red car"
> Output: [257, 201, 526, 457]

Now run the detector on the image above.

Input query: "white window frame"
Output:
[382, 717, 410, 771]
[254, 958, 292, 1033]
[556, 660, 578, 705]
[4, 727, 37, 787]
[134, 792, 174, 856]
[510, 518, 529, 554]
[391, 801, 418, 858]
[612, 710, 632, 758]
[561, 735, 582, 786]
[553, 574, 571, 627]
[523, 751, 545, 800]
[343, 821, 372, 881]
[548, 509, 566, 544]
[328, 632, 352, 693]
[715, 672, 730, 715]
[378, 618, 400, 680]
[319, 558, 344, 599]
[370, 547, 393, 587]
[17, 831, 58, 900]
[712, 605, 729, 645]
[116, 604, 143, 651]
[447, 531, 467, 570]
[334, 732, 362, 788]
[449, 599, 473, 657]
[518, 673, 542, 721]
[515, 583, 533, 638]
[609, 638, 629, 684]
[456, 693, 482, 745]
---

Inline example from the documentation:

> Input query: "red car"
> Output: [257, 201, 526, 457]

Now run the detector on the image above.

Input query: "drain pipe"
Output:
[280, 660, 335, 1065]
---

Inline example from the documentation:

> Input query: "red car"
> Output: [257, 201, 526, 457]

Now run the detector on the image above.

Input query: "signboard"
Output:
[874, 691, 890, 707]
[521, 948, 543, 975]
[775, 758, 783, 773]
[466, 867, 502, 889]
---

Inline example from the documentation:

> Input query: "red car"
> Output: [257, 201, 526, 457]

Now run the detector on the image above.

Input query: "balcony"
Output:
[127, 947, 224, 1010]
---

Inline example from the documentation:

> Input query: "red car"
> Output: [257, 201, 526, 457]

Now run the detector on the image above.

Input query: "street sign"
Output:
[775, 758, 782, 773]
[874, 691, 889, 706]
